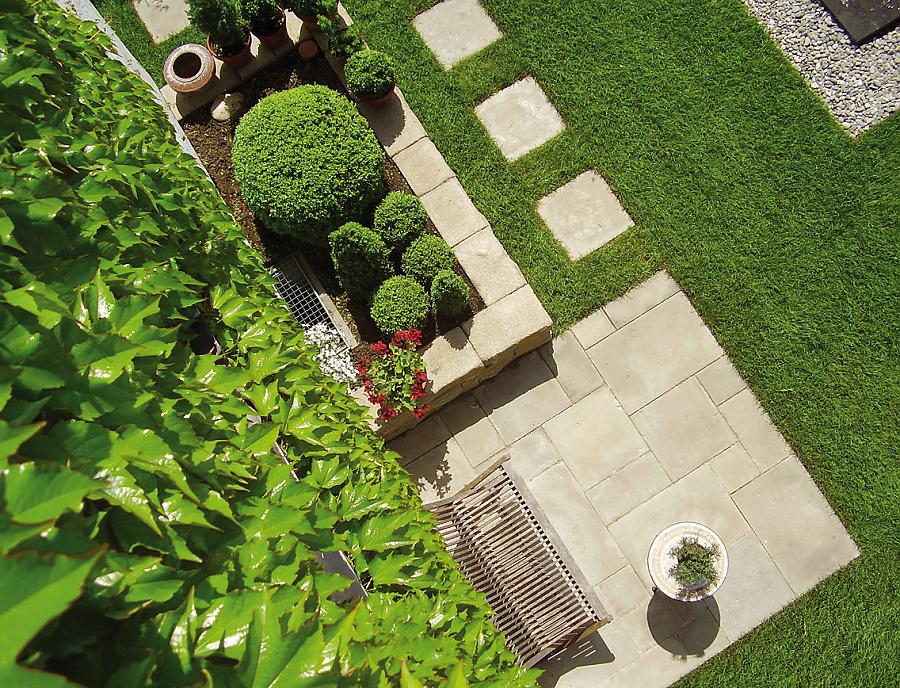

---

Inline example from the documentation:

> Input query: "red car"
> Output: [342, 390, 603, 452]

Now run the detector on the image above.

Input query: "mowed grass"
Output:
[344, 0, 900, 683]
[93, 0, 205, 86]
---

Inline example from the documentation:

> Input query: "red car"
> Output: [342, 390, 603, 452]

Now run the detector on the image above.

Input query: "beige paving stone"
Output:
[238, 36, 277, 81]
[462, 285, 552, 371]
[438, 393, 504, 468]
[475, 77, 565, 161]
[536, 623, 639, 688]
[603, 643, 692, 688]
[133, 0, 189, 42]
[413, 0, 502, 69]
[538, 330, 604, 403]
[602, 272, 680, 329]
[616, 452, 671, 504]
[719, 389, 791, 471]
[596, 566, 651, 618]
[420, 326, 483, 398]
[421, 177, 490, 247]
[733, 456, 859, 595]
[538, 171, 634, 261]
[672, 610, 731, 660]
[386, 414, 451, 466]
[616, 605, 672, 655]
[543, 387, 648, 490]
[632, 378, 736, 481]
[709, 443, 759, 493]
[587, 473, 641, 525]
[472, 351, 569, 444]
[697, 355, 747, 405]
[712, 532, 795, 641]
[527, 462, 627, 586]
[571, 309, 615, 349]
[357, 88, 427, 156]
[392, 137, 454, 195]
[454, 228, 526, 305]
[407, 437, 478, 503]
[507, 427, 564, 481]
[588, 292, 723, 414]
[608, 466, 751, 590]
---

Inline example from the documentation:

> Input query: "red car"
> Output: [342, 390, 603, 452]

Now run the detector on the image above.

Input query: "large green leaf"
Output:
[1, 462, 102, 524]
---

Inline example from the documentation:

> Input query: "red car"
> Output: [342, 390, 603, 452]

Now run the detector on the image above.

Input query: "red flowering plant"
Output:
[357, 329, 430, 421]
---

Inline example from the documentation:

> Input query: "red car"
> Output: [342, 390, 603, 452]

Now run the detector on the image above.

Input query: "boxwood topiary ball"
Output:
[401, 234, 455, 286]
[344, 50, 395, 100]
[232, 85, 385, 245]
[431, 269, 469, 316]
[329, 222, 393, 300]
[373, 191, 429, 249]
[370, 276, 429, 335]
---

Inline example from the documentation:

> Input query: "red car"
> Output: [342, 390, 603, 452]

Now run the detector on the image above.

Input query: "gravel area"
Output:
[743, 0, 900, 136]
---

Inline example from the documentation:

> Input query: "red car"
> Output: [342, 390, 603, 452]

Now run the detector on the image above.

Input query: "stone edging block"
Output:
[454, 227, 526, 305]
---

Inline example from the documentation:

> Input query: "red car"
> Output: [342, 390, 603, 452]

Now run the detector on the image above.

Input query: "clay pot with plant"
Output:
[324, 23, 364, 62]
[344, 49, 396, 105]
[242, 0, 288, 48]
[284, 0, 336, 30]
[188, 0, 252, 68]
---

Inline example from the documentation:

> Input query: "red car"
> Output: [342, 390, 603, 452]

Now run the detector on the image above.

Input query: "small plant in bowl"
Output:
[344, 49, 395, 104]
[668, 536, 721, 591]
[358, 329, 429, 421]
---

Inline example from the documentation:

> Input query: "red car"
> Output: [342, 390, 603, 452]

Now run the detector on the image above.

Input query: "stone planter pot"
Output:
[207, 32, 252, 69]
[357, 79, 396, 106]
[251, 7, 289, 49]
[648, 522, 728, 602]
[163, 44, 214, 94]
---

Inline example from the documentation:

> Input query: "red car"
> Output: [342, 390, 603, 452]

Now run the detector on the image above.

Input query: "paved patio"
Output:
[388, 271, 859, 688]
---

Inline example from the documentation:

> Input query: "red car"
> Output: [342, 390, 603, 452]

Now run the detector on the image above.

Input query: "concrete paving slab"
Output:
[719, 389, 791, 471]
[539, 331, 604, 403]
[507, 428, 563, 481]
[392, 137, 454, 195]
[420, 326, 483, 397]
[133, 0, 189, 43]
[407, 436, 478, 502]
[632, 378, 737, 481]
[475, 77, 565, 161]
[357, 88, 427, 156]
[537, 624, 639, 688]
[587, 473, 641, 525]
[420, 177, 490, 247]
[609, 466, 751, 590]
[697, 355, 746, 405]
[438, 393, 504, 468]
[277, 12, 309, 58]
[709, 443, 759, 493]
[472, 351, 569, 444]
[588, 292, 723, 414]
[602, 272, 680, 329]
[733, 456, 859, 595]
[603, 643, 692, 688]
[413, 0, 502, 69]
[537, 171, 634, 261]
[616, 452, 671, 505]
[527, 462, 627, 585]
[597, 565, 651, 617]
[454, 228, 526, 305]
[571, 309, 615, 350]
[386, 413, 451, 466]
[616, 605, 676, 655]
[712, 532, 794, 641]
[238, 36, 277, 81]
[544, 387, 648, 490]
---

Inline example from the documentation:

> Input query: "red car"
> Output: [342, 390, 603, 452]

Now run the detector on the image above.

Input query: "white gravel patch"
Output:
[742, 0, 900, 136]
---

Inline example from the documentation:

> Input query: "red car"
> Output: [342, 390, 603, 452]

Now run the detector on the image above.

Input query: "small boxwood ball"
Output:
[344, 50, 395, 100]
[431, 269, 470, 316]
[370, 276, 429, 335]
[329, 222, 393, 300]
[373, 191, 428, 248]
[401, 234, 455, 286]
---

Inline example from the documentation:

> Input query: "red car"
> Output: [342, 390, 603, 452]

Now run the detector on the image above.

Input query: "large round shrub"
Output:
[431, 269, 470, 316]
[402, 234, 455, 286]
[374, 191, 428, 248]
[232, 85, 385, 245]
[370, 276, 429, 335]
[329, 222, 393, 300]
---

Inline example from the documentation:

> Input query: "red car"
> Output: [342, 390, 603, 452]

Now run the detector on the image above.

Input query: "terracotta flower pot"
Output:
[299, 12, 333, 31]
[251, 7, 289, 49]
[207, 31, 252, 69]
[358, 79, 395, 106]
[163, 44, 214, 93]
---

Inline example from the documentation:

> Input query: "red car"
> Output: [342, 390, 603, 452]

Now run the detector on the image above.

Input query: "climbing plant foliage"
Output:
[0, 2, 538, 686]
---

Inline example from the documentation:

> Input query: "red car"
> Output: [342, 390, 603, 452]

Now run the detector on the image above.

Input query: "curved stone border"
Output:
[317, 7, 552, 439]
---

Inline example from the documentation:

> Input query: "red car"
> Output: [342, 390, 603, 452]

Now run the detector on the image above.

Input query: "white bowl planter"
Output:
[648, 522, 728, 602]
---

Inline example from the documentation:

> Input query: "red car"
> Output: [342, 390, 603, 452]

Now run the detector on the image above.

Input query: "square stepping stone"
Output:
[413, 0, 502, 69]
[538, 171, 634, 261]
[133, 0, 190, 43]
[475, 77, 564, 162]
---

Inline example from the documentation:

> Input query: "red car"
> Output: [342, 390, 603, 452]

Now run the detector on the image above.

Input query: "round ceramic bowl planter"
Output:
[163, 44, 215, 94]
[648, 522, 728, 602]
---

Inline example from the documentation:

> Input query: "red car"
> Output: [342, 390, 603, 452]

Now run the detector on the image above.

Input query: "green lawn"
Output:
[343, 0, 900, 684]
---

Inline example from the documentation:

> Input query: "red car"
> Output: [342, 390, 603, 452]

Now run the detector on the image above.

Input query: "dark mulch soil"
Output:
[182, 47, 484, 353]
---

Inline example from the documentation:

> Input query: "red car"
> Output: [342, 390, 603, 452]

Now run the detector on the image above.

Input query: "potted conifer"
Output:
[242, 0, 288, 49]
[187, 0, 252, 68]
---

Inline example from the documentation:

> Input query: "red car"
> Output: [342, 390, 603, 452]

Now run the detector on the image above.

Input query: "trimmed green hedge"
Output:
[0, 3, 538, 687]
[232, 84, 385, 245]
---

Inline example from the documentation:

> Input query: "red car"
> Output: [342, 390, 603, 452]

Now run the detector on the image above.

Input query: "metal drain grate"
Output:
[270, 255, 349, 347]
